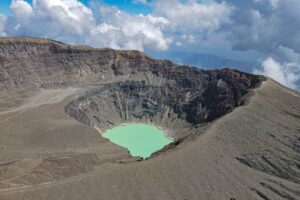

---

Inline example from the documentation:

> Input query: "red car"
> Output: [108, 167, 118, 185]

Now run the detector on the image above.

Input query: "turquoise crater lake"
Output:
[102, 124, 172, 159]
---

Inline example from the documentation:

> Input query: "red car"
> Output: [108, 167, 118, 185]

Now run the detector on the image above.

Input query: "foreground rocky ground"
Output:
[0, 38, 299, 200]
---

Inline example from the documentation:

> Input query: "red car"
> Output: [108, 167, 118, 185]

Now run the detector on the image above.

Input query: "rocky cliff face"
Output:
[0, 37, 264, 139]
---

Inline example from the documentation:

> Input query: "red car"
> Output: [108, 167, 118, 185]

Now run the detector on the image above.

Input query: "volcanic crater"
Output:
[1, 38, 299, 200]
[64, 63, 263, 158]
[0, 37, 263, 163]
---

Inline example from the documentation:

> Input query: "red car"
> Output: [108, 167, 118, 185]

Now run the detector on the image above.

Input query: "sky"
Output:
[0, 0, 299, 91]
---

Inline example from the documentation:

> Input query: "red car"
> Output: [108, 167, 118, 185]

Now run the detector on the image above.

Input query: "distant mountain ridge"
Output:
[148, 50, 258, 72]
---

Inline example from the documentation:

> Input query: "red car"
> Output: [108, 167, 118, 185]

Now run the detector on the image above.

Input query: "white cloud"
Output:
[90, 6, 170, 50]
[3, 0, 232, 51]
[255, 0, 279, 9]
[182, 34, 197, 44]
[5, 0, 170, 51]
[6, 0, 95, 43]
[175, 41, 182, 47]
[133, 0, 150, 5]
[153, 0, 232, 32]
[11, 0, 33, 19]
[254, 57, 300, 90]
[219, 0, 300, 55]
[0, 14, 6, 36]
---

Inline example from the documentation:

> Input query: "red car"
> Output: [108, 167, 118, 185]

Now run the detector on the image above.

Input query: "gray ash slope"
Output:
[0, 38, 299, 200]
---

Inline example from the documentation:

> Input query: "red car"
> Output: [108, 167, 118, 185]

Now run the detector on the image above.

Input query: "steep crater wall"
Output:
[65, 69, 263, 141]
